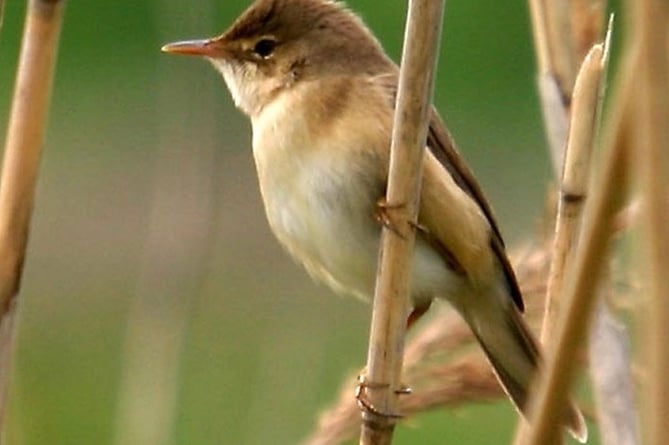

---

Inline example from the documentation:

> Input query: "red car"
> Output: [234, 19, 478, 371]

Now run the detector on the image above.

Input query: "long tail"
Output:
[460, 292, 588, 443]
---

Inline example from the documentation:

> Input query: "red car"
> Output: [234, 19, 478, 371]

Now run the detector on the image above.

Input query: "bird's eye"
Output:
[253, 38, 277, 59]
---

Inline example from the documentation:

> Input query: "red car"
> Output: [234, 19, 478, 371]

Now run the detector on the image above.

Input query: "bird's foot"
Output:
[375, 198, 424, 238]
[355, 372, 412, 419]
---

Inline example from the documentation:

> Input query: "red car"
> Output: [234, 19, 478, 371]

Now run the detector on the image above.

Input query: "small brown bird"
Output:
[162, 0, 586, 440]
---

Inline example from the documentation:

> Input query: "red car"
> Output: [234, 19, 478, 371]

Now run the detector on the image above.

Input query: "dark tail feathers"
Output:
[463, 296, 587, 443]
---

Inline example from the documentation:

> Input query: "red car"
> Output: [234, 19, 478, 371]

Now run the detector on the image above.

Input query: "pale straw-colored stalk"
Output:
[540, 21, 611, 346]
[359, 1, 444, 444]
[633, 0, 669, 443]
[0, 0, 66, 435]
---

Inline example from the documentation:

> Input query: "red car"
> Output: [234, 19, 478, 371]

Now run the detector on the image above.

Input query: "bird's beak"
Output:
[161, 37, 227, 57]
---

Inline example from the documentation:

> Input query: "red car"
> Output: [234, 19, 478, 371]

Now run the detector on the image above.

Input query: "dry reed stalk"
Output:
[514, 41, 634, 445]
[0, 0, 65, 433]
[527, 0, 576, 173]
[540, 30, 610, 343]
[530, 29, 612, 443]
[577, 12, 638, 445]
[528, 0, 608, 343]
[633, 0, 669, 443]
[527, 0, 607, 178]
[359, 1, 444, 443]
[542, 2, 577, 99]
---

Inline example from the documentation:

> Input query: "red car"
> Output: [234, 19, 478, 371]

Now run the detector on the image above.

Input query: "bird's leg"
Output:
[408, 219, 429, 234]
[391, 302, 432, 396]
[407, 300, 431, 330]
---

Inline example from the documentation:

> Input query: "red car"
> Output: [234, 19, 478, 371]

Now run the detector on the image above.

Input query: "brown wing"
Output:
[426, 110, 503, 244]
[426, 109, 524, 311]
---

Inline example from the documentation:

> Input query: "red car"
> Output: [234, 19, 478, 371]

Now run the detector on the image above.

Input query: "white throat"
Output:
[208, 58, 283, 118]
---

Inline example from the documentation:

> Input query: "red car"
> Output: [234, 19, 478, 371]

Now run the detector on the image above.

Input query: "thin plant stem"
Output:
[359, 1, 444, 444]
[541, 34, 610, 343]
[527, 0, 551, 74]
[0, 0, 65, 433]
[0, 0, 65, 312]
[527, 0, 574, 174]
[543, 1, 576, 98]
[527, 0, 607, 177]
[634, 0, 669, 443]
[584, 17, 640, 445]
[534, 2, 608, 345]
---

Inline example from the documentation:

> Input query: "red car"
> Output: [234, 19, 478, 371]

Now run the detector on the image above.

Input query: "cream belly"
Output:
[256, 143, 382, 299]
[252, 136, 463, 304]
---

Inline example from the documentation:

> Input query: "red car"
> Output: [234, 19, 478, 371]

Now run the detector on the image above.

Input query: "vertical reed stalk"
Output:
[0, 0, 65, 435]
[540, 26, 611, 344]
[359, 1, 444, 444]
[542, 2, 576, 99]
[634, 0, 669, 443]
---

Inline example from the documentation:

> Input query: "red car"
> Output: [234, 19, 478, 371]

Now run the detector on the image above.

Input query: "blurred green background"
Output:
[0, 1, 597, 444]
